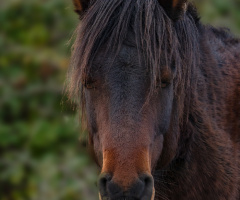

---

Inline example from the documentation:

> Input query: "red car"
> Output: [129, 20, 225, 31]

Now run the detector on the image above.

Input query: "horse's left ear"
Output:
[73, 0, 91, 16]
[158, 0, 188, 21]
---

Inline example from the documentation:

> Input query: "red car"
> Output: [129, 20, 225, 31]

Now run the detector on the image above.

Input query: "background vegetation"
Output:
[0, 0, 239, 199]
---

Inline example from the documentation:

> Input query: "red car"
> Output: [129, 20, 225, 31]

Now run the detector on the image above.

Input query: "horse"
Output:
[67, 0, 240, 199]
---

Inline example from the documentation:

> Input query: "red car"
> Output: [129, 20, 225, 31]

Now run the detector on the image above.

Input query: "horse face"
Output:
[84, 40, 175, 200]
[71, 0, 189, 199]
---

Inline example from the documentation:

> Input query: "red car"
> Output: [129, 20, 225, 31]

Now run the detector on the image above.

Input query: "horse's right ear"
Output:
[73, 0, 91, 16]
[158, 0, 188, 21]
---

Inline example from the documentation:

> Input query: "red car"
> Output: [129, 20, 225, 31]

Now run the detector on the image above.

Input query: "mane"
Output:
[210, 26, 240, 45]
[67, 1, 206, 155]
[68, 0, 200, 100]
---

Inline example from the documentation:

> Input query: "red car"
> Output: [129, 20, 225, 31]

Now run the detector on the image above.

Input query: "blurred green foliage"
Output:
[0, 0, 239, 200]
[0, 0, 98, 199]
[195, 0, 240, 35]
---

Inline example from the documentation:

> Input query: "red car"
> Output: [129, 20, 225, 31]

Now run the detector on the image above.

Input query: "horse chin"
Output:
[151, 187, 155, 200]
[99, 198, 153, 200]
[98, 189, 155, 200]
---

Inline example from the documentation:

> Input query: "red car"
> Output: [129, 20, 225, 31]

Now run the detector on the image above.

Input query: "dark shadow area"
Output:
[0, 0, 239, 199]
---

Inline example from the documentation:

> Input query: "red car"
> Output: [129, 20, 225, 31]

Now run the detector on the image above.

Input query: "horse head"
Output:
[69, 0, 198, 199]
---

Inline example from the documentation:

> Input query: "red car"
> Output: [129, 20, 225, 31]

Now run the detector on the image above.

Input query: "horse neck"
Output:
[154, 119, 239, 199]
[162, 33, 239, 198]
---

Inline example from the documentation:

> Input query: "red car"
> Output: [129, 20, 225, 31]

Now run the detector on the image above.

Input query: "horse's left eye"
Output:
[161, 81, 169, 88]
[156, 79, 170, 89]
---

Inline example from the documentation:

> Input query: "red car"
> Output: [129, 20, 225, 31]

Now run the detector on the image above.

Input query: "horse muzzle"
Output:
[98, 173, 154, 200]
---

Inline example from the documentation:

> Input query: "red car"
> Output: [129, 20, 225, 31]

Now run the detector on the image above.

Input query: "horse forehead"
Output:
[93, 41, 139, 68]
[117, 43, 138, 63]
[108, 48, 145, 79]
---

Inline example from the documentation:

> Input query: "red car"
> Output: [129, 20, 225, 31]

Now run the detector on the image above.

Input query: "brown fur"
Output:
[68, 0, 240, 199]
[102, 148, 151, 189]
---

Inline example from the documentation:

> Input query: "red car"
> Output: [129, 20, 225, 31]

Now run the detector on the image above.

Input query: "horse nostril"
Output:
[126, 174, 154, 199]
[98, 173, 123, 198]
[98, 173, 112, 197]
[139, 174, 154, 199]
